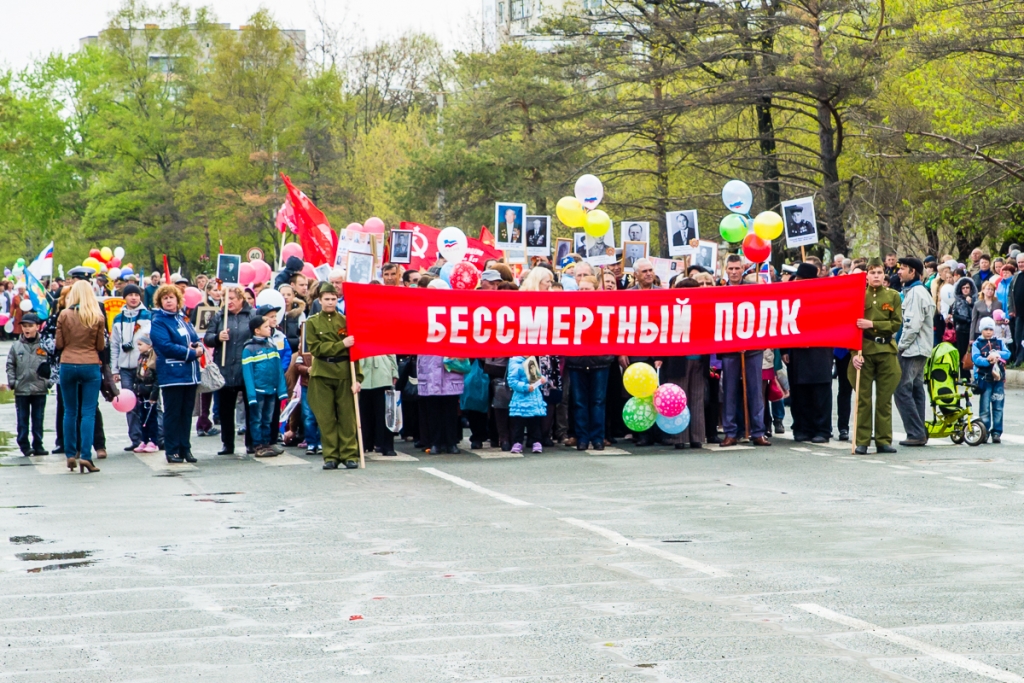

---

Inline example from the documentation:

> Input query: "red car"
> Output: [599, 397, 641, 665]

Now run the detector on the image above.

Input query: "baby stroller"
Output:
[925, 342, 987, 446]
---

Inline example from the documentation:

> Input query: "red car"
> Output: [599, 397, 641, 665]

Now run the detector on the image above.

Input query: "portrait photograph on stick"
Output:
[346, 251, 374, 285]
[622, 240, 648, 273]
[694, 240, 719, 275]
[390, 229, 413, 264]
[666, 210, 698, 257]
[621, 221, 650, 249]
[495, 202, 527, 250]
[554, 237, 572, 266]
[782, 196, 819, 249]
[216, 254, 241, 285]
[525, 215, 551, 255]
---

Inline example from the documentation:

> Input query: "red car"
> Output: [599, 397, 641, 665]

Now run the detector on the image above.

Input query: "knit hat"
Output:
[134, 332, 152, 346]
[122, 283, 143, 297]
[993, 309, 1007, 322]
[979, 316, 996, 332]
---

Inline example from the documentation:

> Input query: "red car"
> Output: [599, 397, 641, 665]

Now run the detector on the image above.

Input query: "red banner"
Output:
[344, 274, 866, 361]
[401, 221, 505, 272]
[281, 174, 336, 267]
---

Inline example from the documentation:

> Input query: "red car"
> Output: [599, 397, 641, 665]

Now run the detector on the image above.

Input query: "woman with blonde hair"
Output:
[56, 280, 106, 473]
[519, 266, 553, 292]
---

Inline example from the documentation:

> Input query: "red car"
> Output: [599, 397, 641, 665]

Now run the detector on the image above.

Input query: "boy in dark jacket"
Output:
[241, 315, 288, 457]
[5, 313, 48, 456]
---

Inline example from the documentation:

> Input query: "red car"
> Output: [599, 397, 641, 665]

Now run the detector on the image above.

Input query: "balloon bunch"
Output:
[238, 258, 273, 288]
[556, 175, 610, 238]
[82, 246, 131, 279]
[717, 181, 784, 264]
[621, 362, 692, 435]
[434, 226, 481, 290]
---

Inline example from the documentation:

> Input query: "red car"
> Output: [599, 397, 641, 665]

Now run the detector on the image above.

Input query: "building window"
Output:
[583, 0, 603, 10]
[511, 0, 524, 20]
[498, 1, 505, 21]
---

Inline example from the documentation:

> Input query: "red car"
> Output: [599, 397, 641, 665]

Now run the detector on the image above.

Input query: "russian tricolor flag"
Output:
[27, 241, 54, 280]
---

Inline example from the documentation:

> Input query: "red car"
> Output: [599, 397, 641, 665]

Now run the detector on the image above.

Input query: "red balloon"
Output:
[301, 262, 317, 281]
[742, 233, 771, 263]
[108, 257, 121, 268]
[89, 248, 102, 260]
[281, 242, 303, 263]
[450, 262, 481, 290]
[238, 262, 255, 286]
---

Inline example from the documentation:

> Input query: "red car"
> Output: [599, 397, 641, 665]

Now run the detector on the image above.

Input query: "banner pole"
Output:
[801, 246, 806, 261]
[740, 352, 751, 441]
[850, 351, 862, 454]
[279, 231, 286, 271]
[351, 359, 366, 469]
[220, 284, 229, 366]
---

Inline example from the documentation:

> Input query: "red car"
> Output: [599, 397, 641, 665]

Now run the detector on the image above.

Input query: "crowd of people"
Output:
[3, 243, 1019, 473]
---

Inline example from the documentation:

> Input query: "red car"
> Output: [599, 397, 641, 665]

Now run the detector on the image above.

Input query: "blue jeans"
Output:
[301, 386, 321, 448]
[978, 378, 1005, 437]
[59, 364, 102, 461]
[569, 367, 609, 448]
[249, 394, 277, 447]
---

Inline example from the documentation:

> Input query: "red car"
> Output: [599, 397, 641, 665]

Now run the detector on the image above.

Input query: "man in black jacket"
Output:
[1012, 253, 1024, 364]
[204, 287, 255, 454]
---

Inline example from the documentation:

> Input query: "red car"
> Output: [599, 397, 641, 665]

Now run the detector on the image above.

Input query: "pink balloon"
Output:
[652, 383, 687, 417]
[112, 388, 137, 413]
[450, 262, 481, 290]
[301, 262, 317, 280]
[238, 262, 255, 286]
[281, 242, 304, 262]
[183, 287, 203, 310]
[0, 314, 9, 326]
[108, 257, 121, 268]
[250, 259, 272, 285]
[346, 222, 365, 232]
[363, 216, 386, 234]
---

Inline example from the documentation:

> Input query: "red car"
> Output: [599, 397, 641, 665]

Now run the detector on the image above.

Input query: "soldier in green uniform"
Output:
[305, 283, 363, 470]
[850, 258, 903, 454]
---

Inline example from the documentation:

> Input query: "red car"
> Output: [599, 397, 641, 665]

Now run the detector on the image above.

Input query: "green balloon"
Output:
[719, 214, 749, 243]
[623, 396, 657, 433]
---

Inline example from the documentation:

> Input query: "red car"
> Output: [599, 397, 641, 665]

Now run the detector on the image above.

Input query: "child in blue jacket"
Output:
[971, 316, 1011, 443]
[242, 315, 288, 457]
[507, 356, 547, 454]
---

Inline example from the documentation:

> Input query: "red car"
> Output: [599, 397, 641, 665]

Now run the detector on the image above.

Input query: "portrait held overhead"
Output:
[4, 3, 1024, 680]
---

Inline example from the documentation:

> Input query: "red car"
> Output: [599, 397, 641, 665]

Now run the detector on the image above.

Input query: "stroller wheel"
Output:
[950, 430, 964, 445]
[963, 420, 988, 447]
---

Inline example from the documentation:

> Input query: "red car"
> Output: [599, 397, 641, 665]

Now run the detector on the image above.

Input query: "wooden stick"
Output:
[351, 359, 366, 469]
[278, 232, 286, 271]
[220, 286, 229, 366]
[801, 246, 806, 261]
[740, 351, 751, 440]
[850, 352, 862, 454]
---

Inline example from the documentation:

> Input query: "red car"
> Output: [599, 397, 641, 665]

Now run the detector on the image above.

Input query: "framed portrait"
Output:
[622, 240, 648, 273]
[495, 202, 527, 250]
[573, 232, 588, 257]
[216, 254, 241, 285]
[194, 305, 219, 334]
[694, 240, 719, 275]
[583, 221, 616, 266]
[313, 264, 332, 283]
[389, 229, 413, 264]
[782, 196, 818, 249]
[666, 210, 699, 257]
[346, 251, 374, 285]
[524, 215, 551, 256]
[554, 238, 573, 266]
[620, 221, 650, 248]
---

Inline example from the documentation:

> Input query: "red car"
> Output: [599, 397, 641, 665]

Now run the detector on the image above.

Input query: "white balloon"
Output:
[4, 321, 12, 333]
[114, 246, 125, 260]
[108, 267, 121, 280]
[437, 226, 468, 263]
[722, 180, 753, 214]
[255, 287, 286, 313]
[574, 174, 604, 210]
[20, 299, 33, 312]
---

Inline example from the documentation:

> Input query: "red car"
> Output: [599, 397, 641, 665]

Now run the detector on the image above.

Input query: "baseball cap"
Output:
[171, 274, 188, 285]
[255, 303, 281, 317]
[481, 269, 502, 282]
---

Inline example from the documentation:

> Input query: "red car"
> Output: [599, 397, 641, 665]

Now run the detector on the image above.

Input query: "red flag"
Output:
[480, 226, 496, 248]
[401, 221, 504, 272]
[163, 255, 171, 284]
[280, 174, 336, 267]
[218, 240, 224, 256]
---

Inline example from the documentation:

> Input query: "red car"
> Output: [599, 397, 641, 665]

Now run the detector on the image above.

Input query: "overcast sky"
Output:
[0, 0, 483, 71]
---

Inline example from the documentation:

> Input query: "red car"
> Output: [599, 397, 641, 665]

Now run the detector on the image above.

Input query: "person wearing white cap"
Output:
[971, 316, 1010, 443]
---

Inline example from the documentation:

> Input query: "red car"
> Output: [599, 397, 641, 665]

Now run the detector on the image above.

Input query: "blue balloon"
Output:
[440, 262, 454, 285]
[656, 407, 690, 435]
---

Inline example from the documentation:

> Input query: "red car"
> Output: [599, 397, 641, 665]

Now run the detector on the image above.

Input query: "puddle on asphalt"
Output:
[17, 550, 92, 561]
[182, 492, 244, 496]
[0, 505, 44, 509]
[10, 535, 44, 544]
[0, 462, 35, 467]
[0, 430, 12, 445]
[373, 551, 395, 555]
[26, 561, 96, 573]
[153, 472, 181, 478]
[661, 540, 692, 543]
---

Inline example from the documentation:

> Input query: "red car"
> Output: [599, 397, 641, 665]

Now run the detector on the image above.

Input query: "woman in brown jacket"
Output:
[56, 281, 106, 473]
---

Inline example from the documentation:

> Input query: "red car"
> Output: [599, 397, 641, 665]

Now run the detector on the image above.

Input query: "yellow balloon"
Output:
[100, 246, 113, 261]
[623, 362, 659, 399]
[556, 196, 586, 228]
[584, 208, 611, 238]
[83, 257, 101, 273]
[753, 211, 784, 241]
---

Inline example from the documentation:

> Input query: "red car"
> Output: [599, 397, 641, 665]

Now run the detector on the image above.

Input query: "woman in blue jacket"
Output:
[150, 284, 203, 464]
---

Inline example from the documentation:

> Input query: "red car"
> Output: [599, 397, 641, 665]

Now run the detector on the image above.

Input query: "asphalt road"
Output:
[3, 341, 1024, 682]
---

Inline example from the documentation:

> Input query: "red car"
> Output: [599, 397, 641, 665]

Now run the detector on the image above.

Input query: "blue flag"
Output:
[24, 269, 51, 321]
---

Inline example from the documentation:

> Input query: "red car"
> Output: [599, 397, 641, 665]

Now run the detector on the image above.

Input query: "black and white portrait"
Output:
[525, 215, 551, 256]
[782, 197, 818, 248]
[390, 229, 412, 264]
[574, 232, 587, 257]
[694, 240, 718, 275]
[584, 222, 616, 266]
[555, 238, 572, 266]
[666, 210, 699, 257]
[622, 241, 648, 272]
[495, 202, 527, 250]
[346, 252, 374, 285]
[216, 254, 241, 284]
[194, 305, 218, 334]
[621, 221, 650, 248]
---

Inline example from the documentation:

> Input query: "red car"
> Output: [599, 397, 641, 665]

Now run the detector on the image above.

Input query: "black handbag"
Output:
[100, 364, 120, 403]
[491, 378, 512, 410]
[484, 357, 509, 378]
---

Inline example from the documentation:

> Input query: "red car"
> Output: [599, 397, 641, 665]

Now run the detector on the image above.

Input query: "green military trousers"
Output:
[308, 375, 359, 464]
[848, 353, 902, 447]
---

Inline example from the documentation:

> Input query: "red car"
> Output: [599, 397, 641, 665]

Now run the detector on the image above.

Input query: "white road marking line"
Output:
[947, 476, 973, 482]
[813, 452, 834, 457]
[586, 447, 630, 455]
[1016, 491, 1024, 496]
[257, 452, 311, 466]
[978, 483, 1006, 489]
[888, 465, 912, 470]
[790, 447, 813, 453]
[918, 470, 941, 475]
[703, 444, 755, 451]
[560, 517, 730, 578]
[367, 451, 420, 462]
[419, 467, 532, 507]
[861, 459, 886, 464]
[794, 603, 1024, 683]
[134, 452, 197, 472]
[476, 451, 524, 459]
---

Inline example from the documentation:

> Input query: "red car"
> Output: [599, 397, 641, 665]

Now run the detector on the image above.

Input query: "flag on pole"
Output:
[27, 241, 54, 280]
[280, 173, 336, 267]
[24, 269, 50, 320]
[163, 255, 171, 284]
[480, 226, 496, 248]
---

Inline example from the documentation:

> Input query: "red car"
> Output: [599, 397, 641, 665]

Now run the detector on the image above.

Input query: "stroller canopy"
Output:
[927, 341, 960, 411]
